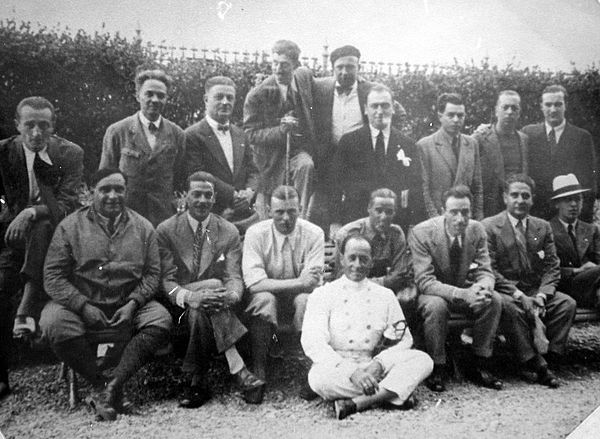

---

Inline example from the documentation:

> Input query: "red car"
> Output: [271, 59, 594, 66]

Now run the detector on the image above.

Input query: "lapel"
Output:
[8, 139, 29, 208]
[498, 213, 521, 272]
[360, 126, 378, 168]
[230, 125, 245, 178]
[525, 216, 543, 252]
[127, 115, 153, 157]
[517, 131, 529, 175]
[430, 217, 452, 276]
[455, 134, 474, 184]
[357, 78, 371, 120]
[199, 119, 232, 176]
[551, 217, 578, 262]
[433, 130, 457, 178]
[461, 224, 478, 281]
[263, 75, 284, 114]
[576, 221, 593, 261]
[197, 214, 218, 278]
[174, 213, 196, 275]
[150, 118, 173, 159]
[557, 122, 573, 148]
[483, 129, 505, 179]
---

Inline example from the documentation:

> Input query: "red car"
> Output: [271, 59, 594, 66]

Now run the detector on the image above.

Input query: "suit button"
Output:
[348, 339, 354, 344]
[366, 325, 371, 330]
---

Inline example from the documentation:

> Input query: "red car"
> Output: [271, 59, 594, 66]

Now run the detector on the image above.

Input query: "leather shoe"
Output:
[86, 390, 117, 421]
[179, 385, 211, 408]
[538, 367, 560, 388]
[234, 366, 265, 391]
[399, 393, 418, 410]
[468, 366, 503, 390]
[243, 384, 265, 404]
[425, 367, 447, 392]
[334, 398, 357, 420]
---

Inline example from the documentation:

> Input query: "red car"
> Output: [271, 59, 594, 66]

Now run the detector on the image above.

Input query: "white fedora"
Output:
[551, 173, 590, 199]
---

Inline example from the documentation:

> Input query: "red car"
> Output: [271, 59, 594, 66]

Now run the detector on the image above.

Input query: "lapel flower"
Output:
[537, 250, 545, 259]
[396, 148, 412, 167]
[469, 262, 479, 271]
[216, 253, 225, 262]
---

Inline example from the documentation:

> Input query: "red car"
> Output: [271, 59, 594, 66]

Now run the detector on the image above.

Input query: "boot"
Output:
[53, 337, 104, 386]
[244, 318, 272, 403]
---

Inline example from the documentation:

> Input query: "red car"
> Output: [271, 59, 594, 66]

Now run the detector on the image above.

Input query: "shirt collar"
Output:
[507, 212, 528, 229]
[444, 219, 463, 246]
[206, 115, 230, 132]
[339, 274, 370, 290]
[21, 143, 52, 165]
[187, 211, 211, 233]
[334, 80, 358, 95]
[138, 111, 162, 130]
[558, 217, 577, 231]
[370, 125, 391, 139]
[439, 128, 459, 146]
[89, 205, 128, 226]
[272, 221, 298, 252]
[545, 119, 566, 136]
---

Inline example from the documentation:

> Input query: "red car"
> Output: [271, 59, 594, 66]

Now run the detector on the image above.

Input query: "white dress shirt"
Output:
[545, 119, 566, 143]
[138, 112, 162, 150]
[332, 81, 363, 145]
[206, 115, 234, 172]
[370, 125, 391, 154]
[22, 144, 52, 204]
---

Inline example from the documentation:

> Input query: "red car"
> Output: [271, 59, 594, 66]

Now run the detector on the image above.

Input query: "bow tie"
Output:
[148, 122, 159, 134]
[217, 123, 230, 132]
[335, 85, 352, 96]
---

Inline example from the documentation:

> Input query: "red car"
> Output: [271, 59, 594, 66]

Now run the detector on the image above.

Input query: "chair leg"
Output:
[68, 367, 78, 409]
[58, 362, 67, 381]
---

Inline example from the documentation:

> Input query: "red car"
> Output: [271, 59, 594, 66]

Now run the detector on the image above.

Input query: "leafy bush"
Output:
[1, 20, 599, 179]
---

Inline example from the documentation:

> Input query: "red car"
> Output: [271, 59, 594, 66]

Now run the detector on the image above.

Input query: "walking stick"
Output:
[285, 131, 291, 186]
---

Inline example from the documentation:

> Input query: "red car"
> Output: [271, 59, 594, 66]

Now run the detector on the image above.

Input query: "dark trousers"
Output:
[416, 292, 502, 365]
[560, 265, 600, 309]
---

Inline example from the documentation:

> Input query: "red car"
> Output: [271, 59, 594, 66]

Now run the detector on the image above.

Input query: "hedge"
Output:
[2, 20, 599, 178]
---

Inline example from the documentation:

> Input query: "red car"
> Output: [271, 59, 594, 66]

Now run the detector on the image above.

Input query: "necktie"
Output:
[567, 224, 580, 265]
[515, 220, 532, 272]
[548, 129, 557, 156]
[148, 122, 158, 134]
[33, 152, 58, 186]
[281, 236, 296, 279]
[217, 123, 229, 132]
[452, 136, 460, 161]
[282, 85, 295, 115]
[107, 217, 116, 236]
[449, 236, 462, 286]
[191, 225, 204, 279]
[375, 131, 386, 169]
[335, 85, 351, 96]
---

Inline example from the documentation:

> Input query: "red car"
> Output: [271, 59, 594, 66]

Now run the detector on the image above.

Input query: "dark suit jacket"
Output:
[550, 216, 600, 280]
[100, 113, 185, 227]
[408, 216, 495, 303]
[312, 77, 374, 173]
[522, 122, 597, 221]
[0, 135, 83, 228]
[482, 212, 560, 297]
[243, 67, 315, 195]
[473, 126, 529, 217]
[157, 212, 244, 305]
[417, 129, 484, 220]
[184, 118, 258, 213]
[332, 125, 425, 231]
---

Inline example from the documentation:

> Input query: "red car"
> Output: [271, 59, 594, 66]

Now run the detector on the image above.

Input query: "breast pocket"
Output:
[120, 148, 145, 177]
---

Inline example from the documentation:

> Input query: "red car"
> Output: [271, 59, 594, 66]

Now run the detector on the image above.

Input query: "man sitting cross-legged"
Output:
[302, 234, 433, 420]
[157, 171, 264, 407]
[41, 168, 172, 421]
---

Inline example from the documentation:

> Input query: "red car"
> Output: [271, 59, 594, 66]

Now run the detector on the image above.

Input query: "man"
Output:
[41, 168, 172, 421]
[549, 173, 600, 309]
[332, 85, 424, 233]
[242, 185, 324, 403]
[100, 69, 185, 227]
[302, 234, 433, 420]
[184, 76, 259, 233]
[473, 90, 529, 217]
[523, 84, 597, 221]
[243, 40, 316, 219]
[157, 172, 264, 407]
[417, 93, 484, 220]
[334, 188, 414, 302]
[309, 45, 377, 235]
[409, 185, 503, 392]
[0, 96, 83, 399]
[482, 174, 576, 384]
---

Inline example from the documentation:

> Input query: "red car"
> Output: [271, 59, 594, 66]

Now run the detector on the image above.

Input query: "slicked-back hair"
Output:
[135, 69, 172, 92]
[205, 76, 236, 93]
[272, 40, 301, 65]
[270, 185, 299, 203]
[187, 171, 216, 192]
[442, 184, 472, 207]
[367, 84, 394, 102]
[15, 96, 56, 121]
[368, 188, 397, 208]
[504, 173, 536, 194]
[340, 232, 372, 256]
[542, 84, 568, 100]
[496, 90, 521, 106]
[437, 93, 464, 113]
[90, 168, 127, 187]
[330, 45, 361, 66]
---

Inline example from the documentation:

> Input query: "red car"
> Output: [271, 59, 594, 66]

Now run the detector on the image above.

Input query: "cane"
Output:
[285, 131, 291, 186]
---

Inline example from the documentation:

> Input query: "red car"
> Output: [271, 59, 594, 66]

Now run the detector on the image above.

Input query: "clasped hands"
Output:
[460, 284, 493, 313]
[82, 300, 136, 329]
[232, 188, 255, 213]
[300, 266, 322, 291]
[350, 360, 384, 396]
[280, 113, 300, 134]
[513, 290, 546, 319]
[183, 287, 238, 313]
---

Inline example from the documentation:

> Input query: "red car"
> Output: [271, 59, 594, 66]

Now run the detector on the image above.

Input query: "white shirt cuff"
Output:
[176, 289, 188, 308]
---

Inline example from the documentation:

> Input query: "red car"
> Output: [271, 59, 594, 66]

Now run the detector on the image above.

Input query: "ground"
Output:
[1, 324, 600, 439]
